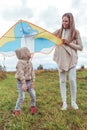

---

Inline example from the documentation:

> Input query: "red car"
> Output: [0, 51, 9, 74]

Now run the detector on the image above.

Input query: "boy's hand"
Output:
[22, 83, 27, 92]
[30, 82, 35, 88]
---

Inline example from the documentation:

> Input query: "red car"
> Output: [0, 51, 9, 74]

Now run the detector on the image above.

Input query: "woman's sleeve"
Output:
[69, 31, 83, 51]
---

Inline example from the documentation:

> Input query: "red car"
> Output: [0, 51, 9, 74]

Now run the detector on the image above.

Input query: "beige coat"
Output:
[53, 29, 83, 72]
[15, 47, 35, 84]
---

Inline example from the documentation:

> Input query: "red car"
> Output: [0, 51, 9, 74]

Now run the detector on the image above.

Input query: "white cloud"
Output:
[0, 0, 87, 35]
[0, 0, 87, 70]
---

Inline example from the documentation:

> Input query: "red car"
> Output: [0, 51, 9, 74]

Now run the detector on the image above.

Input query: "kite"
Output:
[0, 19, 63, 56]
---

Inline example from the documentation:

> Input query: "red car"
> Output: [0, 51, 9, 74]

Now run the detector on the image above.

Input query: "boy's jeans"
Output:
[15, 80, 36, 110]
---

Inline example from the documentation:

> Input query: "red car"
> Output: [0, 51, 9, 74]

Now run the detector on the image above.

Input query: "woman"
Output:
[53, 13, 83, 110]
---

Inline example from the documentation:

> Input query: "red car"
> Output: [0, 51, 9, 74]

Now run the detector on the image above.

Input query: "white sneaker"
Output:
[61, 103, 67, 110]
[71, 102, 79, 110]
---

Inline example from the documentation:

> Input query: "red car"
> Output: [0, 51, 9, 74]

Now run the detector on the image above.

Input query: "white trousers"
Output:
[59, 67, 77, 104]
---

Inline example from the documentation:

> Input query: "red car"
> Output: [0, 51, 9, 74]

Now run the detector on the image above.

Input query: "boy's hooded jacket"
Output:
[15, 47, 35, 84]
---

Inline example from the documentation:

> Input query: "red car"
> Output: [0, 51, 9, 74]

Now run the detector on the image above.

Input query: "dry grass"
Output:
[0, 70, 7, 81]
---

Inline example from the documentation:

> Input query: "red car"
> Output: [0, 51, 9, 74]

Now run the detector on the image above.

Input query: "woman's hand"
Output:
[62, 39, 70, 45]
[22, 83, 27, 92]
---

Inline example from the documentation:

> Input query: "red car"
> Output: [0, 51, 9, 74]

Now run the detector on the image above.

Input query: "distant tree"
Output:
[0, 65, 6, 72]
[37, 64, 43, 70]
[81, 65, 85, 69]
[3, 66, 6, 72]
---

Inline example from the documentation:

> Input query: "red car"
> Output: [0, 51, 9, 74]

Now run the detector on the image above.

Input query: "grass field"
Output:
[0, 69, 87, 130]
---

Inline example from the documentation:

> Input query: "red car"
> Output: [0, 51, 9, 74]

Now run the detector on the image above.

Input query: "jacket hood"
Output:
[15, 47, 31, 60]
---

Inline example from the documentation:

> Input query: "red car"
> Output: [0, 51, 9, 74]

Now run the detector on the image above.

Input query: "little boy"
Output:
[12, 47, 36, 115]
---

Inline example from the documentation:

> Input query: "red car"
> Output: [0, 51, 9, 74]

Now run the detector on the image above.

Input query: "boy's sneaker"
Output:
[12, 110, 20, 116]
[30, 106, 36, 115]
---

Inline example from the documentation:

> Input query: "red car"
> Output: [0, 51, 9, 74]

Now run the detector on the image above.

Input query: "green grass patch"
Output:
[0, 69, 87, 130]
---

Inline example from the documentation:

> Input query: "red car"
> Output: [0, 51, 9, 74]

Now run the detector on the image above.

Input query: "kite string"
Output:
[0, 45, 57, 58]
[31, 45, 56, 60]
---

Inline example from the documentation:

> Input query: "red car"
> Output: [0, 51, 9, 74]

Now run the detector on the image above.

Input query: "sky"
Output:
[0, 0, 87, 71]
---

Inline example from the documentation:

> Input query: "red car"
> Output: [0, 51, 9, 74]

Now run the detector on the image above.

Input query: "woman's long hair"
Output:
[57, 13, 76, 42]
